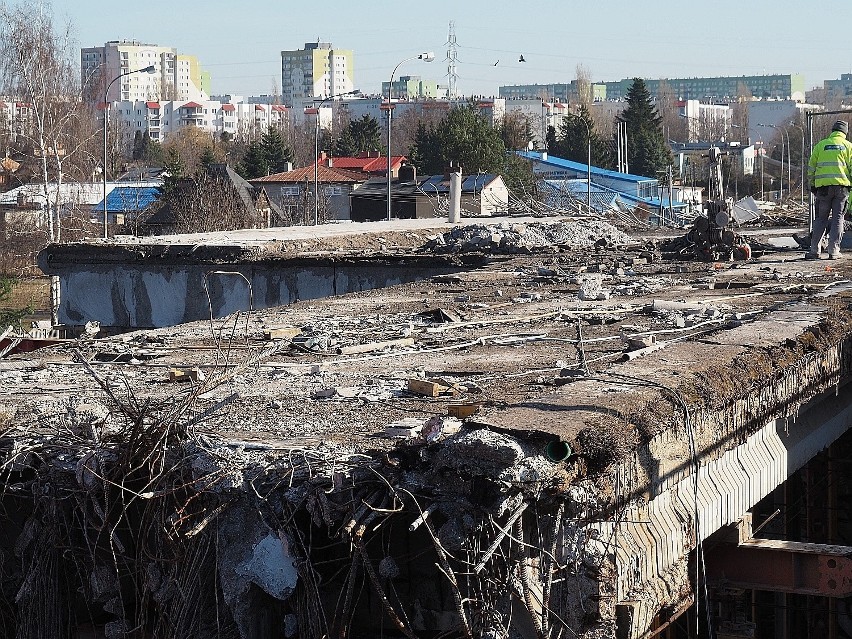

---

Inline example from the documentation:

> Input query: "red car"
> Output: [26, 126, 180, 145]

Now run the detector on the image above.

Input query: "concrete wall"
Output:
[50, 257, 467, 329]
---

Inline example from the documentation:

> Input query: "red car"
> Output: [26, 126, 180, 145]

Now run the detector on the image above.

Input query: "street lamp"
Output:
[568, 112, 592, 212]
[386, 52, 434, 221]
[313, 89, 361, 226]
[102, 64, 155, 239]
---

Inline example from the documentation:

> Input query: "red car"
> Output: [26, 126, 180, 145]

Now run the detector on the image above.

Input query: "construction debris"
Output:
[429, 220, 632, 254]
[3, 212, 852, 639]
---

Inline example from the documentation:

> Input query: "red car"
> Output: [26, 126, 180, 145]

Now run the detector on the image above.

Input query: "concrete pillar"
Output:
[448, 170, 462, 223]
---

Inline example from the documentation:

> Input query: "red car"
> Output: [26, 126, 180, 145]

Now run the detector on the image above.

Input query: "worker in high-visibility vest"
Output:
[807, 120, 852, 259]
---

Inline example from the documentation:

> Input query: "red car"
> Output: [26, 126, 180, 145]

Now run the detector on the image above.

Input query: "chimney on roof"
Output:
[326, 156, 333, 168]
[398, 163, 416, 183]
[443, 161, 462, 181]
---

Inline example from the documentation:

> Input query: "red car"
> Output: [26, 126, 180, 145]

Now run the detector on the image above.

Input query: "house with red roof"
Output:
[315, 151, 407, 178]
[250, 164, 367, 225]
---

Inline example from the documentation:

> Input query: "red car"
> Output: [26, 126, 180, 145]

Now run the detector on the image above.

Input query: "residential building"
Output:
[499, 81, 606, 103]
[175, 55, 211, 101]
[250, 164, 366, 224]
[315, 152, 407, 178]
[81, 40, 209, 104]
[93, 185, 161, 227]
[350, 166, 509, 221]
[382, 76, 446, 100]
[281, 42, 354, 106]
[107, 98, 289, 142]
[746, 100, 819, 147]
[824, 74, 852, 104]
[679, 99, 732, 143]
[142, 164, 262, 233]
[501, 74, 807, 104]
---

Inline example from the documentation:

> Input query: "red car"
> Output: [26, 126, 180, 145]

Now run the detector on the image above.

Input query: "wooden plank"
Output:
[168, 367, 205, 383]
[448, 403, 480, 418]
[263, 327, 302, 340]
[336, 337, 414, 355]
[407, 378, 445, 397]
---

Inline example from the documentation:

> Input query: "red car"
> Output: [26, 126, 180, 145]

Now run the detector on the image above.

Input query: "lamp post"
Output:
[569, 112, 592, 212]
[313, 89, 360, 226]
[386, 52, 434, 221]
[102, 65, 155, 239]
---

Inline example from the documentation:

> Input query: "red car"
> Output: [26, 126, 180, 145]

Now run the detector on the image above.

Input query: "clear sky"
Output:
[59, 0, 852, 98]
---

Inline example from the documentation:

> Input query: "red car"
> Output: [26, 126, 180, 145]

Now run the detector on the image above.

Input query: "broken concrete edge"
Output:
[37, 242, 488, 273]
[0, 405, 599, 638]
[4, 302, 852, 638]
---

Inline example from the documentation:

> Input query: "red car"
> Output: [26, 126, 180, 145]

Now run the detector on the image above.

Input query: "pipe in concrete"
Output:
[545, 440, 572, 462]
[448, 170, 462, 223]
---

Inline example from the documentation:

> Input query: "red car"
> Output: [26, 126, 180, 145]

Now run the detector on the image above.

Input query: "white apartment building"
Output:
[280, 42, 354, 106]
[82, 41, 209, 104]
[680, 99, 732, 143]
[109, 99, 289, 142]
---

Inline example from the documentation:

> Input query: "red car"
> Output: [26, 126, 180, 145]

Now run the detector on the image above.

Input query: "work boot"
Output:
[804, 252, 820, 260]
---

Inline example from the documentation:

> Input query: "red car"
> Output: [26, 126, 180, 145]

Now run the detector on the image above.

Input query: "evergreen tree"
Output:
[132, 130, 145, 161]
[235, 126, 293, 179]
[408, 122, 441, 174]
[336, 114, 383, 156]
[435, 105, 506, 174]
[237, 139, 268, 179]
[160, 148, 186, 197]
[551, 106, 613, 169]
[199, 146, 216, 171]
[407, 105, 534, 193]
[545, 125, 558, 154]
[260, 126, 293, 174]
[621, 78, 673, 177]
[142, 136, 164, 166]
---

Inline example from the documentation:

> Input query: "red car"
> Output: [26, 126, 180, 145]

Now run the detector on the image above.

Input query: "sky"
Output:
[57, 0, 852, 99]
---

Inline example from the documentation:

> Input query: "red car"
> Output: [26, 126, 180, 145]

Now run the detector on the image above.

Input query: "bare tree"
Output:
[289, 121, 318, 167]
[0, 2, 91, 323]
[656, 80, 686, 143]
[575, 63, 593, 110]
[160, 170, 262, 234]
[162, 127, 224, 176]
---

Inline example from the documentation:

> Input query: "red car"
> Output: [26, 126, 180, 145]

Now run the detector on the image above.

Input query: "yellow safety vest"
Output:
[808, 131, 852, 187]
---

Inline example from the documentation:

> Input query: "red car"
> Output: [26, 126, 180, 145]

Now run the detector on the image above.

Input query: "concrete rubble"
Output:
[2, 215, 852, 638]
[429, 220, 633, 254]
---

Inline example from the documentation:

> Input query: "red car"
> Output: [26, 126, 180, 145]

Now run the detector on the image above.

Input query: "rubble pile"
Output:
[429, 220, 632, 254]
[0, 382, 616, 639]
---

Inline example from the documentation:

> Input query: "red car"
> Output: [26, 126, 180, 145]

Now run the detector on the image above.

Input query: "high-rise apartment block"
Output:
[280, 42, 354, 106]
[81, 40, 210, 104]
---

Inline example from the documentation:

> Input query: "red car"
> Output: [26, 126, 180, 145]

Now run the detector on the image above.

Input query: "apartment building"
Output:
[81, 41, 209, 104]
[501, 74, 807, 104]
[280, 42, 354, 106]
[110, 99, 289, 142]
[381, 76, 446, 100]
[824, 74, 852, 104]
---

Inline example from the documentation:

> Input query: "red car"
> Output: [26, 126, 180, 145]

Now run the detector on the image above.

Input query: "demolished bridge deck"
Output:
[3, 223, 852, 639]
